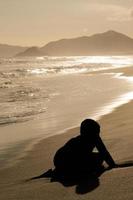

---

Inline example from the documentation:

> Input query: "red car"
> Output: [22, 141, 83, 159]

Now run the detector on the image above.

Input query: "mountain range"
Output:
[1, 30, 133, 57]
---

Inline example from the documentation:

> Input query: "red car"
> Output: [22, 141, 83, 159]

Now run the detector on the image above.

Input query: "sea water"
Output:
[0, 55, 133, 126]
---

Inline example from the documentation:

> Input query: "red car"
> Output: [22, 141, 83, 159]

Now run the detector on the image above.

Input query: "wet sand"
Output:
[0, 67, 133, 199]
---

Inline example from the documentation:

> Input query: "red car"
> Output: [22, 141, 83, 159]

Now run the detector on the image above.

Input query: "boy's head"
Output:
[80, 119, 100, 139]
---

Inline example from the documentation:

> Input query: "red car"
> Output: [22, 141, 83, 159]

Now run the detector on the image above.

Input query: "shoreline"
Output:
[0, 66, 133, 169]
[1, 96, 133, 171]
[1, 99, 133, 171]
[0, 98, 133, 199]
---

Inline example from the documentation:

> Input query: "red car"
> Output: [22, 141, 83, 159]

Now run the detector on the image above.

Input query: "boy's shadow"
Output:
[29, 167, 104, 194]
[28, 160, 133, 195]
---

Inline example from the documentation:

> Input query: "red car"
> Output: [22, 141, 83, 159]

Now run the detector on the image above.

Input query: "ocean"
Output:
[0, 56, 133, 167]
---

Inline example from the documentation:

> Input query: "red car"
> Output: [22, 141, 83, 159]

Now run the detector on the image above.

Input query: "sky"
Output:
[0, 0, 133, 46]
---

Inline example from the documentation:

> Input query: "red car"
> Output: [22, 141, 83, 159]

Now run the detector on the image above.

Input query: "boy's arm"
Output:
[95, 136, 116, 168]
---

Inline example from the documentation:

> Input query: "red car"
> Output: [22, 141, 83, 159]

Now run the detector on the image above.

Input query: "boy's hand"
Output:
[107, 163, 118, 170]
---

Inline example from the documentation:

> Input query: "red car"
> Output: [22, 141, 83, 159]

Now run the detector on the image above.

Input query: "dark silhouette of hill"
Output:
[0, 44, 27, 57]
[15, 46, 45, 57]
[41, 30, 133, 56]
[1, 30, 133, 57]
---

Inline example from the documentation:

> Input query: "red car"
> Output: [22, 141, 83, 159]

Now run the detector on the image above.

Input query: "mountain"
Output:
[1, 30, 133, 57]
[15, 46, 44, 57]
[0, 44, 27, 57]
[41, 30, 133, 56]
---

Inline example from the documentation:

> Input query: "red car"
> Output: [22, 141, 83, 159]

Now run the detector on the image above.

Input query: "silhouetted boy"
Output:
[53, 119, 116, 180]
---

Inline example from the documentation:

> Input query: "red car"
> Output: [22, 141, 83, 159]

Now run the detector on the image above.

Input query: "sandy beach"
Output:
[0, 66, 133, 200]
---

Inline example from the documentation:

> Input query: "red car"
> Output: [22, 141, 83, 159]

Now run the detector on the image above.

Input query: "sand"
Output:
[0, 67, 133, 199]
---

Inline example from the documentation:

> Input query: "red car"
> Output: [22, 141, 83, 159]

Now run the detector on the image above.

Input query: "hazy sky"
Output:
[0, 0, 133, 46]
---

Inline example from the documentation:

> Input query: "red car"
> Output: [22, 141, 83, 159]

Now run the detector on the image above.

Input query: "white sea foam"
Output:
[92, 91, 133, 121]
[25, 55, 133, 76]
